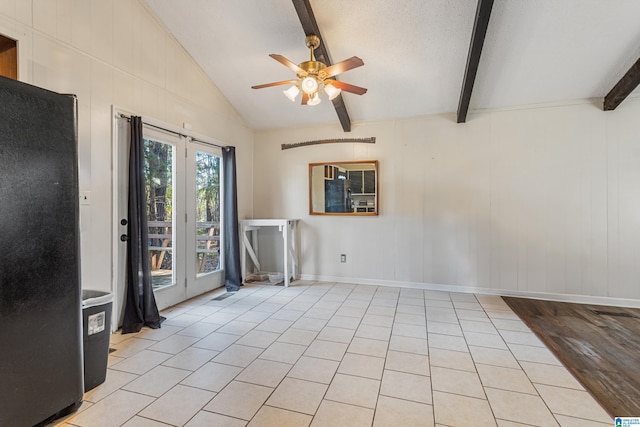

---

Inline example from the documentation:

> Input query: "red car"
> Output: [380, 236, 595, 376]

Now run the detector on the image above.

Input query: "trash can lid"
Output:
[82, 289, 113, 308]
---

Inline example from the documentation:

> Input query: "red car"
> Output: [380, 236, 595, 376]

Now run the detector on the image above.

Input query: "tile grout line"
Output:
[55, 282, 610, 426]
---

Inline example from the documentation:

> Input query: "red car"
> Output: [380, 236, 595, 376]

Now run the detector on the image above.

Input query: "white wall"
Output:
[254, 98, 640, 305]
[0, 0, 253, 295]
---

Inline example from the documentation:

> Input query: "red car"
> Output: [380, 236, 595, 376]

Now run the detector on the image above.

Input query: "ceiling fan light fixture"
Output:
[252, 35, 366, 113]
[307, 92, 321, 106]
[283, 85, 300, 102]
[324, 82, 341, 100]
[301, 76, 319, 95]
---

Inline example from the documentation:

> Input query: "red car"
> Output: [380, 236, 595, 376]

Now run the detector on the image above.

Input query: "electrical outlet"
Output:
[340, 254, 347, 263]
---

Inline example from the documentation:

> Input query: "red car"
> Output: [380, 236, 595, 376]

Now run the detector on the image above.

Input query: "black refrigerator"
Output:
[0, 76, 83, 426]
[325, 179, 349, 213]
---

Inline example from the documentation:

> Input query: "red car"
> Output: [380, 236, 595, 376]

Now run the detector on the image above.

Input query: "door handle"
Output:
[120, 234, 129, 242]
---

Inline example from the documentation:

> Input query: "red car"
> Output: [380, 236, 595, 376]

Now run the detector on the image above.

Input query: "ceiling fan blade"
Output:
[270, 54, 304, 74]
[329, 80, 368, 95]
[301, 92, 309, 105]
[251, 79, 299, 89]
[322, 56, 364, 78]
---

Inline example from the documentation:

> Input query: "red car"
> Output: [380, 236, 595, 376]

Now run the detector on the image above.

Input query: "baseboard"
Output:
[298, 274, 640, 308]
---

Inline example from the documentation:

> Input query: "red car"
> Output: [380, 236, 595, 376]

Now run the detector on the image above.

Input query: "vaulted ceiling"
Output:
[144, 0, 640, 131]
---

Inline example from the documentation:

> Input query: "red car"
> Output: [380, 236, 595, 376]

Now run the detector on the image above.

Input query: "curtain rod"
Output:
[118, 113, 228, 150]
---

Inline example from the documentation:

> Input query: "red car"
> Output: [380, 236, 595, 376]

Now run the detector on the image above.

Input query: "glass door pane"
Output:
[144, 137, 175, 290]
[195, 151, 221, 275]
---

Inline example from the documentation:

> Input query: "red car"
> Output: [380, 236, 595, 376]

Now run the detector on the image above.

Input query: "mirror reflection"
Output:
[309, 160, 378, 215]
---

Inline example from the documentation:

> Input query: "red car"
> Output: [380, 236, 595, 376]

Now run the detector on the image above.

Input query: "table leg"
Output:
[283, 223, 289, 287]
[240, 224, 246, 284]
[291, 221, 298, 280]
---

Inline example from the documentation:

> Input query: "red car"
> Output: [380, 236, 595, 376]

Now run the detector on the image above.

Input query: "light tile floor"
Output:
[50, 281, 613, 427]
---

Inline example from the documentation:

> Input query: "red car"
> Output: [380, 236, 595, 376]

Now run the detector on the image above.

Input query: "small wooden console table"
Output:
[239, 219, 300, 287]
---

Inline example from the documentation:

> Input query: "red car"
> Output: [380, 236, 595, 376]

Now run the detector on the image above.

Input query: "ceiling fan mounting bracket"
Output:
[304, 35, 321, 63]
[305, 35, 320, 51]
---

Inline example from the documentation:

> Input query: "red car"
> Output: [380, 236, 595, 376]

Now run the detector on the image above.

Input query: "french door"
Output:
[114, 115, 223, 327]
[186, 141, 223, 299]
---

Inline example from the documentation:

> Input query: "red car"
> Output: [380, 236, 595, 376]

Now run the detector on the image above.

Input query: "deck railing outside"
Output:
[147, 220, 220, 275]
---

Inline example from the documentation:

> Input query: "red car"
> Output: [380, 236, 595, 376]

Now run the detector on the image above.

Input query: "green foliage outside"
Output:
[144, 138, 173, 222]
[195, 151, 220, 224]
[143, 138, 221, 274]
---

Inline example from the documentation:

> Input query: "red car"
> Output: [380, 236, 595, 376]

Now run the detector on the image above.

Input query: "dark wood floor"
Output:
[503, 297, 640, 417]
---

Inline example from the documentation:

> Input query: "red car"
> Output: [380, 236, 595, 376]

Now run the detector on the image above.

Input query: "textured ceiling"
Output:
[144, 0, 640, 131]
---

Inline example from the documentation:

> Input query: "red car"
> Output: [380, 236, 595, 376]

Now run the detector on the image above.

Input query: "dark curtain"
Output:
[122, 116, 163, 334]
[222, 146, 242, 291]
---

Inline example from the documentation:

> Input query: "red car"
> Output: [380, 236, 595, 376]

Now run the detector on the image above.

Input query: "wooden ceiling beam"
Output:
[457, 0, 494, 123]
[603, 57, 640, 111]
[292, 0, 352, 132]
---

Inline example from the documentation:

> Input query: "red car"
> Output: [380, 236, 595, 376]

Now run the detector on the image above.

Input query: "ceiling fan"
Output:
[252, 35, 367, 106]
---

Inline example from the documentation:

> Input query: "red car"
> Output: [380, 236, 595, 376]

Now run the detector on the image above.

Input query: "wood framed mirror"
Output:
[309, 160, 378, 216]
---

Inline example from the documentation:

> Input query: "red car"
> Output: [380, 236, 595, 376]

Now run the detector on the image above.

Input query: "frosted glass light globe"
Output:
[301, 76, 319, 95]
